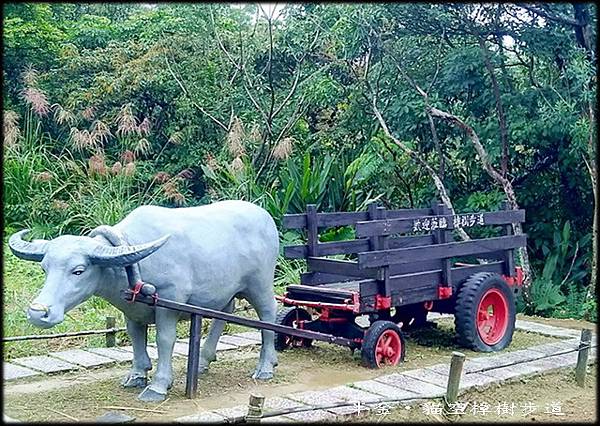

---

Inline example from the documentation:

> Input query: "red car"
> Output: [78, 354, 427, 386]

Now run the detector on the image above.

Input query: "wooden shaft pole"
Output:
[445, 351, 465, 410]
[105, 316, 116, 347]
[185, 314, 203, 398]
[575, 328, 592, 387]
[246, 393, 265, 423]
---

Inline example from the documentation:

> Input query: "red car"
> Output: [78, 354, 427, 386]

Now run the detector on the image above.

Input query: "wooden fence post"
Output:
[105, 316, 116, 347]
[246, 393, 265, 423]
[444, 351, 465, 415]
[575, 328, 592, 387]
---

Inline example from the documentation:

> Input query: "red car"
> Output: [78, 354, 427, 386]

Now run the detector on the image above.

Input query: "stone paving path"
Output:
[4, 331, 262, 382]
[175, 317, 596, 423]
[4, 316, 596, 423]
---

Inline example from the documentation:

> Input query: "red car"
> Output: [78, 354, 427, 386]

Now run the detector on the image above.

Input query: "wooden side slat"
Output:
[283, 234, 434, 259]
[307, 257, 377, 278]
[300, 272, 361, 285]
[355, 209, 526, 237]
[358, 235, 527, 269]
[282, 208, 434, 229]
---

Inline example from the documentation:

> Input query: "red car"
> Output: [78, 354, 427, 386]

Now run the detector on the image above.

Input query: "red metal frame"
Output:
[275, 293, 361, 314]
[503, 266, 524, 286]
[374, 295, 392, 310]
[437, 286, 453, 299]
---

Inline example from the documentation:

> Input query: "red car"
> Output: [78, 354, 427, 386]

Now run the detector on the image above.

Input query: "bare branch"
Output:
[478, 36, 509, 177]
[517, 3, 582, 27]
[164, 56, 229, 132]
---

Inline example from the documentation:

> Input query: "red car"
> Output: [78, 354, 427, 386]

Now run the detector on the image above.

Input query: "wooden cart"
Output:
[275, 201, 526, 367]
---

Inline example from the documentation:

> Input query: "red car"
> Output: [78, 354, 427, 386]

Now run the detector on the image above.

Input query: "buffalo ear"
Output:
[8, 230, 48, 262]
[88, 234, 170, 267]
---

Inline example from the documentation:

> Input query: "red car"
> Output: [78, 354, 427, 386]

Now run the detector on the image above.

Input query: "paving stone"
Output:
[286, 389, 344, 407]
[350, 379, 420, 400]
[515, 320, 580, 338]
[460, 350, 545, 375]
[528, 340, 579, 357]
[96, 411, 135, 423]
[375, 373, 445, 397]
[50, 349, 115, 368]
[120, 345, 159, 360]
[524, 354, 576, 372]
[402, 368, 448, 387]
[461, 356, 503, 374]
[12, 355, 77, 373]
[176, 411, 227, 423]
[219, 334, 259, 347]
[172, 341, 190, 356]
[459, 372, 501, 390]
[211, 405, 248, 420]
[316, 385, 382, 416]
[263, 396, 307, 413]
[480, 361, 543, 381]
[279, 409, 337, 422]
[4, 362, 41, 380]
[234, 331, 262, 342]
[423, 364, 499, 390]
[86, 347, 134, 363]
[326, 385, 383, 404]
[198, 338, 237, 351]
[4, 414, 21, 423]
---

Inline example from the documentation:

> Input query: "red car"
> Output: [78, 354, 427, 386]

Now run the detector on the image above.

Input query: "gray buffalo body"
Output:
[9, 200, 280, 401]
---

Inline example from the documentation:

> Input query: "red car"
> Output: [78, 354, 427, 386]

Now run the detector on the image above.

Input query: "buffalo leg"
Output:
[198, 298, 236, 374]
[122, 319, 152, 388]
[138, 307, 178, 402]
[246, 276, 278, 380]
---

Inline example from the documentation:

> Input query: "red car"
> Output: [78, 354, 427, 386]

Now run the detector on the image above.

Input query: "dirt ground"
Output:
[3, 317, 571, 423]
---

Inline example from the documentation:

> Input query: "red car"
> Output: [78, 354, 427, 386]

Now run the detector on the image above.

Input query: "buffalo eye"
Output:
[72, 268, 85, 276]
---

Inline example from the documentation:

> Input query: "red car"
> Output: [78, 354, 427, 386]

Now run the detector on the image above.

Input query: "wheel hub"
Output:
[476, 288, 509, 345]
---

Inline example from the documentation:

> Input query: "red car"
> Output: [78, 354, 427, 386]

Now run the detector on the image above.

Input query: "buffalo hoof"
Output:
[122, 375, 147, 388]
[252, 370, 273, 380]
[138, 386, 167, 402]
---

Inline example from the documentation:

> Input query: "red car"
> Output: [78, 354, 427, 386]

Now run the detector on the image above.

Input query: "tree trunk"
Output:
[428, 107, 534, 304]
[370, 100, 471, 241]
[478, 37, 509, 178]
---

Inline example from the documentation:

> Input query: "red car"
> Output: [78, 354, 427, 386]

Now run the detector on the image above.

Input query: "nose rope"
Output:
[88, 225, 143, 289]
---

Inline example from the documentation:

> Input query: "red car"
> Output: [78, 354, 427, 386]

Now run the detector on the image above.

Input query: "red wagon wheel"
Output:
[361, 321, 405, 368]
[476, 288, 509, 346]
[455, 272, 516, 352]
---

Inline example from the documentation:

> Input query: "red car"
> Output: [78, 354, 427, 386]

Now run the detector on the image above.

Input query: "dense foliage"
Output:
[2, 3, 596, 320]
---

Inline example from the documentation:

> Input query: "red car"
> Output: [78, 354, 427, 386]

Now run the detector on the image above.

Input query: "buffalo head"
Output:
[8, 229, 169, 328]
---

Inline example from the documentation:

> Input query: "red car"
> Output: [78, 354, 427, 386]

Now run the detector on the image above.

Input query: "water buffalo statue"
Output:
[8, 200, 280, 402]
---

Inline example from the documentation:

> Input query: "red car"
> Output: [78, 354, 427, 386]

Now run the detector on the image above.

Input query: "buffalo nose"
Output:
[27, 303, 50, 323]
[29, 302, 49, 314]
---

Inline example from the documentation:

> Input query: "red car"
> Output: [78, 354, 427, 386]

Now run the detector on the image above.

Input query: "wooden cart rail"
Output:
[283, 207, 432, 229]
[355, 209, 525, 237]
[358, 234, 527, 269]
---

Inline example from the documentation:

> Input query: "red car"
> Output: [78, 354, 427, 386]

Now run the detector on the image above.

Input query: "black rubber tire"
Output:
[274, 307, 313, 351]
[454, 272, 516, 352]
[361, 320, 406, 368]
